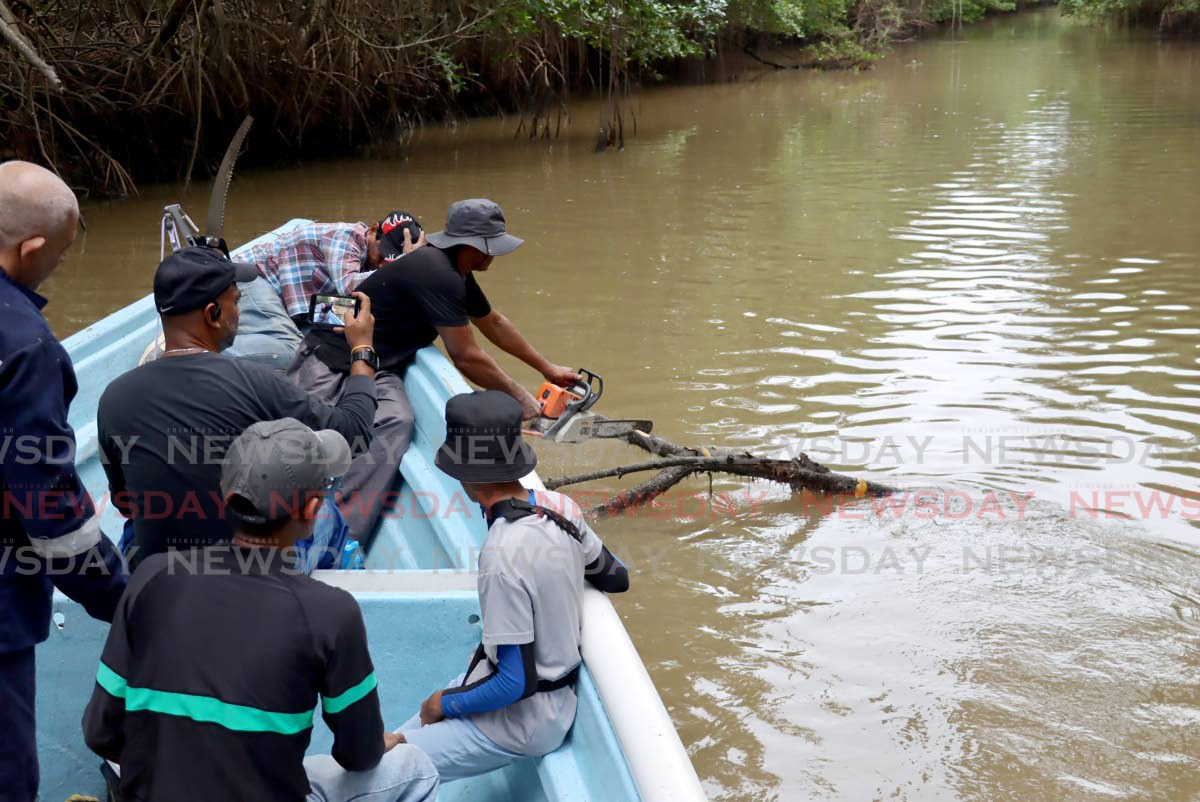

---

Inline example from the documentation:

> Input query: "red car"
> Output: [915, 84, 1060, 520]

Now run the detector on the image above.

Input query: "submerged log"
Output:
[546, 429, 896, 518]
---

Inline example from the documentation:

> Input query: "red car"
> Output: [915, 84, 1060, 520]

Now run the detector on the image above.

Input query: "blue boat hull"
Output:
[36, 222, 663, 801]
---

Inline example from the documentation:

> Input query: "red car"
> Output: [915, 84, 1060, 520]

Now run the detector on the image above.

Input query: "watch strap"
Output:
[350, 345, 379, 370]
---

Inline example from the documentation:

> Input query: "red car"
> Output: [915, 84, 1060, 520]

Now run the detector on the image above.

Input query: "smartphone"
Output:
[308, 293, 361, 330]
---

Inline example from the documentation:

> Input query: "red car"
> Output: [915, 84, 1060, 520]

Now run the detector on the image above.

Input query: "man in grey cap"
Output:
[289, 199, 580, 547]
[83, 419, 440, 802]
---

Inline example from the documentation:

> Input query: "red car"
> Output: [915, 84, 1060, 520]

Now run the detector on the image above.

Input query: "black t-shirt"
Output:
[304, 245, 491, 373]
[97, 353, 377, 568]
[82, 546, 384, 802]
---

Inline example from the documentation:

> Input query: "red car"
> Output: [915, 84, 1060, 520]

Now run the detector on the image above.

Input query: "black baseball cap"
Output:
[154, 246, 258, 316]
[377, 210, 423, 262]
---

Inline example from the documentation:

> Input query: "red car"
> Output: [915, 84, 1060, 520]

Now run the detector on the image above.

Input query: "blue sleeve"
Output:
[440, 643, 534, 718]
[47, 537, 128, 624]
[2, 339, 97, 549]
[1, 340, 128, 621]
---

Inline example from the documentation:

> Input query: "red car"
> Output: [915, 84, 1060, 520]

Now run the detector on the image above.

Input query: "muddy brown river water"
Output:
[46, 7, 1200, 800]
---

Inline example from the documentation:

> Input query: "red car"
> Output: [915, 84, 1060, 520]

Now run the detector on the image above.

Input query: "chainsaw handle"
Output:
[530, 369, 602, 438]
[571, 369, 602, 413]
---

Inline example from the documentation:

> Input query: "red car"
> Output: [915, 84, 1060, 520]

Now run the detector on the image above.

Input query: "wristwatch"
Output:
[350, 345, 379, 371]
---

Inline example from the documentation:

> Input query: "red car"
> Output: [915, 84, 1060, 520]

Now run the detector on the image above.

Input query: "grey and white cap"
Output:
[426, 198, 524, 256]
[221, 418, 353, 525]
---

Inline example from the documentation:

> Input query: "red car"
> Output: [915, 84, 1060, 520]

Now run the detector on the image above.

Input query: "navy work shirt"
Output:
[0, 268, 126, 653]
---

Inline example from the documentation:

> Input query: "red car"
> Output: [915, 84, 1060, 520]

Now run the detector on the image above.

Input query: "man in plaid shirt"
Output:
[226, 212, 424, 370]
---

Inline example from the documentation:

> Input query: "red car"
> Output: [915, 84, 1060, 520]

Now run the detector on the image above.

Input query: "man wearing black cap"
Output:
[288, 199, 581, 545]
[96, 246, 380, 570]
[392, 391, 629, 781]
[83, 419, 440, 802]
[227, 212, 426, 370]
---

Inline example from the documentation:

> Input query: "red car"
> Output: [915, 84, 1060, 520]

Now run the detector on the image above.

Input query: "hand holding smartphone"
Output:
[309, 293, 361, 329]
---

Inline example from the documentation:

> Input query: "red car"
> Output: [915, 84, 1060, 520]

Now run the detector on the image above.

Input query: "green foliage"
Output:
[625, 0, 728, 60]
[1060, 0, 1200, 22]
[807, 36, 879, 66]
[488, 0, 872, 65]
[726, 0, 855, 38]
[728, 0, 809, 35]
[1057, 0, 1120, 16]
[0, 0, 1060, 197]
[492, 0, 727, 64]
[925, 0, 1016, 24]
[433, 49, 470, 96]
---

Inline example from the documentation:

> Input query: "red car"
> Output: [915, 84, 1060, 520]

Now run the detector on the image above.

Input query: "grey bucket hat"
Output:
[221, 419, 353, 524]
[426, 199, 524, 257]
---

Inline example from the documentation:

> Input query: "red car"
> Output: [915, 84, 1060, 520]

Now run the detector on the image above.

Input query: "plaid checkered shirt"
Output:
[243, 221, 372, 318]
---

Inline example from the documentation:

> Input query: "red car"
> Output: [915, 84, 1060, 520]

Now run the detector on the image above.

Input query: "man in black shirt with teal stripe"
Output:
[82, 419, 439, 802]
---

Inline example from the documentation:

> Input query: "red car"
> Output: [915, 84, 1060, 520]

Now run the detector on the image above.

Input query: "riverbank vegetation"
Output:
[1061, 0, 1200, 31]
[0, 0, 1169, 197]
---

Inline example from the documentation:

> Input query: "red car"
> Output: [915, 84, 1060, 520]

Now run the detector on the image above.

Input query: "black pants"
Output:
[0, 646, 37, 802]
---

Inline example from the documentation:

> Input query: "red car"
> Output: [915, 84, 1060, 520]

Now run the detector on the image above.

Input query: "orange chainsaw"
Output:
[523, 369, 654, 443]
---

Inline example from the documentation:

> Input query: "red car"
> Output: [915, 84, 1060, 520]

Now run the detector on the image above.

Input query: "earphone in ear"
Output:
[209, 303, 222, 323]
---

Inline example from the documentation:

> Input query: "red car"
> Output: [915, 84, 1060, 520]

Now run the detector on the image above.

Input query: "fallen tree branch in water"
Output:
[546, 429, 896, 518]
[581, 465, 695, 518]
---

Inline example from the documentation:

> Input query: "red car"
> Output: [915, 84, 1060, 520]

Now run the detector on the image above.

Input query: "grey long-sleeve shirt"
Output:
[97, 352, 376, 567]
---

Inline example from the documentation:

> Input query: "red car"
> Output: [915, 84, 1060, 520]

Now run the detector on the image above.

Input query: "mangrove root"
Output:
[742, 46, 805, 70]
[545, 429, 896, 518]
[0, 0, 62, 92]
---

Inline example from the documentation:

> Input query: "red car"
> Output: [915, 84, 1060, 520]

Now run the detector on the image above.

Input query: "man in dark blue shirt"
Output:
[0, 160, 128, 802]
